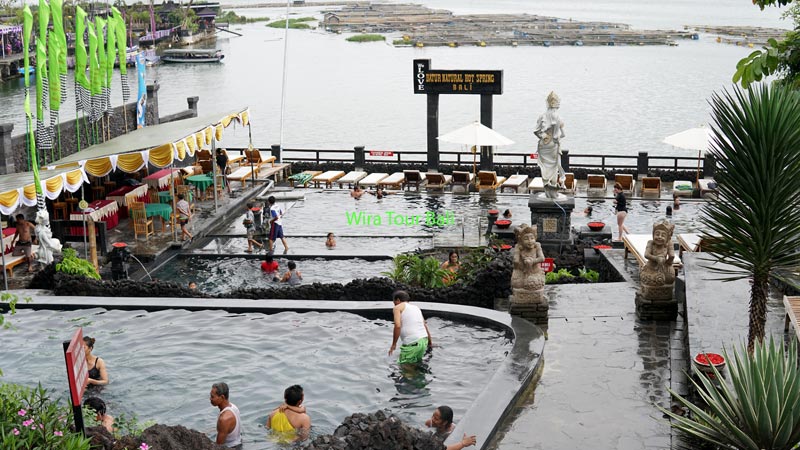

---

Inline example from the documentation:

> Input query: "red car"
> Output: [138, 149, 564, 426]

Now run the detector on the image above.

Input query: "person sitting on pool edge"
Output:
[84, 397, 115, 433]
[267, 384, 311, 440]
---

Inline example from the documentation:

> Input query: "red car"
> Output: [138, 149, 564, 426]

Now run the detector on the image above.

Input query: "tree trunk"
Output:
[747, 274, 769, 354]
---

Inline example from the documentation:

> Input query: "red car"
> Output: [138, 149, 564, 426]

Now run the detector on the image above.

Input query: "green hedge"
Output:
[346, 34, 386, 43]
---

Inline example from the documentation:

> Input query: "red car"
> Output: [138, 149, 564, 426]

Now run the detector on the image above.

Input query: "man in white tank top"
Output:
[210, 382, 243, 449]
[389, 290, 432, 364]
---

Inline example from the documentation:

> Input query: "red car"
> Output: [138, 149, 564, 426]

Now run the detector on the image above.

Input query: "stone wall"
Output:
[0, 83, 199, 175]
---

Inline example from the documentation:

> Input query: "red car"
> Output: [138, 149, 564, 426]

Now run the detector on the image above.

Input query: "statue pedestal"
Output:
[528, 193, 575, 254]
[635, 285, 678, 320]
[510, 289, 548, 325]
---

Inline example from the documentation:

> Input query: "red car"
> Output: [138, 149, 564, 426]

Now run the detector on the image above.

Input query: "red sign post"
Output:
[63, 328, 88, 434]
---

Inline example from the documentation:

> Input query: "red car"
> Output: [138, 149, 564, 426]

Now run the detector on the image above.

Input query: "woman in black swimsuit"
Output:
[613, 182, 630, 241]
[83, 336, 109, 386]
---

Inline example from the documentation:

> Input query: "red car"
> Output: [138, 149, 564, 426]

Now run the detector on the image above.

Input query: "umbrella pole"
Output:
[696, 149, 701, 184]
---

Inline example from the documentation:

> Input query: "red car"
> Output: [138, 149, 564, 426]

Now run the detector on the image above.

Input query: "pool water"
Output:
[154, 256, 392, 294]
[0, 308, 510, 449]
[194, 236, 431, 257]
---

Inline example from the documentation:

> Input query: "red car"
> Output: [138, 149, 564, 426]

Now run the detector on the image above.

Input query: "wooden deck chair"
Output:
[147, 188, 160, 204]
[360, 173, 388, 187]
[403, 170, 427, 191]
[672, 180, 694, 198]
[641, 177, 662, 196]
[129, 202, 154, 240]
[614, 174, 635, 195]
[528, 177, 544, 193]
[587, 174, 608, 194]
[313, 170, 346, 189]
[425, 173, 452, 191]
[476, 171, 506, 190]
[338, 171, 368, 188]
[245, 148, 276, 172]
[561, 172, 576, 194]
[223, 149, 245, 167]
[227, 166, 255, 189]
[2, 251, 33, 278]
[196, 149, 213, 174]
[501, 174, 529, 193]
[378, 172, 406, 190]
[698, 178, 719, 197]
[783, 296, 800, 340]
[452, 171, 474, 189]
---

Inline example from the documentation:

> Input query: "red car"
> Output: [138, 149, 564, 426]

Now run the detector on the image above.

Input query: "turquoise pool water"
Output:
[0, 308, 510, 449]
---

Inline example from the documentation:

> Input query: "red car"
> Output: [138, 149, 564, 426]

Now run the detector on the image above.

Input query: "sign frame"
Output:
[63, 328, 88, 435]
[414, 59, 502, 95]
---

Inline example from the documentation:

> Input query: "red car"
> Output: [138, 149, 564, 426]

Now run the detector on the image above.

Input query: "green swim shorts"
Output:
[398, 337, 429, 364]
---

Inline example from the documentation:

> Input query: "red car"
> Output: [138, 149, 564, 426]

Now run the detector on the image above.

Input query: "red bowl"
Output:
[694, 353, 725, 366]
[495, 219, 512, 229]
[500, 244, 512, 250]
[488, 209, 500, 215]
[587, 221, 605, 231]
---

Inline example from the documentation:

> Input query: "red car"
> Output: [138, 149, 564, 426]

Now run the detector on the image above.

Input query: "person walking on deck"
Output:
[267, 196, 289, 253]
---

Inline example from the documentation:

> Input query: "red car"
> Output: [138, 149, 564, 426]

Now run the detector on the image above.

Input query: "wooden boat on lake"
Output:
[161, 49, 224, 63]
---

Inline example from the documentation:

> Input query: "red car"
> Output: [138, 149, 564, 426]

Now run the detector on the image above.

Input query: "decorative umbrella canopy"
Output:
[437, 121, 515, 147]
[662, 125, 713, 152]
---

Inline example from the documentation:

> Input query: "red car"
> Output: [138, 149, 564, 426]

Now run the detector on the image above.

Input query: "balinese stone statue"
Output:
[534, 91, 567, 199]
[34, 209, 62, 265]
[511, 224, 546, 304]
[639, 219, 675, 301]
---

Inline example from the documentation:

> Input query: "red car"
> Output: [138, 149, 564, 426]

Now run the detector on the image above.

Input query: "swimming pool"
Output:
[0, 308, 511, 449]
[154, 256, 392, 294]
[222, 191, 706, 249]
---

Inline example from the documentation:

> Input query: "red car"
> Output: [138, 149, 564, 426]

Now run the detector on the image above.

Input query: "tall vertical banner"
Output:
[136, 53, 146, 128]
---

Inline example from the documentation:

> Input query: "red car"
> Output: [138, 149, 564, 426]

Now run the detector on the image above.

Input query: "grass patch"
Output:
[393, 39, 412, 45]
[219, 11, 269, 23]
[266, 17, 314, 29]
[346, 34, 386, 43]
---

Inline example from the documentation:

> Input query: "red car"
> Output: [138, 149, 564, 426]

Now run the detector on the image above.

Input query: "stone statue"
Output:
[534, 91, 567, 199]
[511, 224, 546, 304]
[639, 219, 675, 301]
[34, 209, 62, 265]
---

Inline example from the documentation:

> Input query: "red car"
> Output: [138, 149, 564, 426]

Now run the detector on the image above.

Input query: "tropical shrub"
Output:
[455, 248, 494, 285]
[266, 17, 315, 29]
[56, 248, 100, 280]
[0, 383, 92, 450]
[662, 337, 800, 450]
[382, 254, 453, 288]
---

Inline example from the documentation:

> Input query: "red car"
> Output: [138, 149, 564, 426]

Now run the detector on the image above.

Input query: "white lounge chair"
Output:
[403, 170, 427, 191]
[425, 173, 451, 191]
[561, 172, 576, 194]
[500, 174, 529, 193]
[476, 171, 506, 190]
[614, 174, 635, 195]
[360, 173, 388, 187]
[641, 177, 662, 196]
[528, 177, 544, 193]
[313, 170, 346, 189]
[698, 178, 719, 197]
[338, 171, 368, 188]
[673, 180, 694, 197]
[587, 174, 607, 195]
[623, 234, 682, 270]
[227, 166, 256, 189]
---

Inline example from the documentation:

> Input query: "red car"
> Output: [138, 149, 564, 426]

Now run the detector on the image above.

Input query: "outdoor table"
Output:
[145, 203, 173, 233]
[2, 227, 16, 254]
[144, 168, 181, 190]
[158, 190, 192, 204]
[106, 184, 148, 219]
[69, 199, 119, 235]
[186, 174, 213, 196]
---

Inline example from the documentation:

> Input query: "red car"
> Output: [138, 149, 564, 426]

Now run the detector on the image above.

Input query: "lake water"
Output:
[0, 0, 788, 159]
[0, 308, 511, 449]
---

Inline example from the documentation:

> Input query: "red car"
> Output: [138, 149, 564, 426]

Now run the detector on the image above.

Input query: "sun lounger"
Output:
[698, 178, 719, 197]
[226, 166, 256, 189]
[615, 174, 635, 195]
[452, 171, 475, 189]
[245, 148, 277, 172]
[378, 172, 406, 189]
[289, 171, 322, 188]
[677, 233, 721, 256]
[673, 180, 694, 197]
[338, 171, 368, 188]
[500, 174, 529, 193]
[641, 177, 662, 196]
[476, 171, 506, 190]
[424, 173, 452, 191]
[623, 234, 682, 270]
[587, 174, 607, 194]
[783, 295, 800, 341]
[1, 245, 38, 278]
[561, 172, 576, 194]
[312, 170, 346, 189]
[223, 149, 246, 167]
[360, 173, 388, 187]
[403, 170, 427, 191]
[527, 177, 544, 193]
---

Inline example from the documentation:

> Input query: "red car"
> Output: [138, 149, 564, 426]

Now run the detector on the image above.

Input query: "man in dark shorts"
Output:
[267, 196, 289, 254]
[11, 214, 36, 272]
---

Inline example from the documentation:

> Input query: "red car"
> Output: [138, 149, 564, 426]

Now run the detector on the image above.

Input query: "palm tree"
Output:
[703, 83, 800, 352]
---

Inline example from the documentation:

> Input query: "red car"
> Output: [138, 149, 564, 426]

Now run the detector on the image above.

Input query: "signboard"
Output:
[414, 59, 502, 95]
[63, 328, 88, 407]
[369, 150, 394, 157]
[529, 153, 539, 159]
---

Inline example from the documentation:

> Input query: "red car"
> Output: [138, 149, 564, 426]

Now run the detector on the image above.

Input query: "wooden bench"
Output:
[338, 171, 368, 188]
[500, 174, 529, 193]
[260, 163, 291, 182]
[313, 170, 346, 189]
[784, 296, 800, 341]
[378, 172, 406, 190]
[1, 245, 39, 277]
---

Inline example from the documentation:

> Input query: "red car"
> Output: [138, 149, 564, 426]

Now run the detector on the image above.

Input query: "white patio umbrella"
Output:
[662, 125, 713, 183]
[438, 121, 514, 176]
